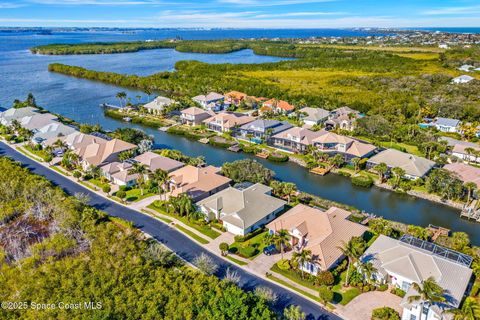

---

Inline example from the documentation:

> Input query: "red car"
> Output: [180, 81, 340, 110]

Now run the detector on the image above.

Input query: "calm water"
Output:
[1, 30, 478, 244]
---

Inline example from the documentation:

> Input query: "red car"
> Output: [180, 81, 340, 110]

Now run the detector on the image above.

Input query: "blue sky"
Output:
[0, 0, 479, 28]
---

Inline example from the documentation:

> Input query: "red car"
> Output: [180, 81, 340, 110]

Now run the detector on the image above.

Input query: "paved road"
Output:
[0, 142, 341, 320]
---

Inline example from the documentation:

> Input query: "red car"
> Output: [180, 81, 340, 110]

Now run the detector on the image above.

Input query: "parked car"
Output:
[263, 244, 278, 256]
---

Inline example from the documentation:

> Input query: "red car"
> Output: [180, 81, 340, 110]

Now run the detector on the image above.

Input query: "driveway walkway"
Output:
[336, 291, 402, 320]
[0, 141, 341, 320]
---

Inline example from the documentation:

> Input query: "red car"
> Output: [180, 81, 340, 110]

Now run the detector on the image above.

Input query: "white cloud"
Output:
[27, 0, 177, 5]
[0, 2, 25, 8]
[423, 5, 480, 15]
[218, 0, 336, 7]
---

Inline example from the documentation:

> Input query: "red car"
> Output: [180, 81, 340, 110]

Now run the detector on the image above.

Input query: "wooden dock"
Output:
[228, 145, 241, 152]
[198, 138, 209, 144]
[426, 224, 450, 242]
[256, 151, 269, 159]
[460, 200, 480, 222]
[309, 167, 330, 176]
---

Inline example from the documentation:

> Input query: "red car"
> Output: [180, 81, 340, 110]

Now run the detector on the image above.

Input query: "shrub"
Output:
[377, 284, 388, 291]
[238, 246, 258, 258]
[267, 153, 289, 162]
[73, 171, 81, 179]
[254, 286, 278, 305]
[193, 253, 218, 275]
[338, 170, 351, 177]
[318, 285, 334, 305]
[102, 185, 111, 194]
[362, 285, 371, 292]
[233, 228, 265, 242]
[351, 175, 374, 188]
[315, 271, 335, 286]
[219, 242, 229, 256]
[116, 190, 126, 200]
[371, 307, 400, 320]
[390, 287, 406, 298]
[277, 259, 291, 271]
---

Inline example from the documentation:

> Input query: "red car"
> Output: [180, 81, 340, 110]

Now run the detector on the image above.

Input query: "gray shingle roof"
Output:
[435, 117, 460, 128]
[367, 149, 435, 178]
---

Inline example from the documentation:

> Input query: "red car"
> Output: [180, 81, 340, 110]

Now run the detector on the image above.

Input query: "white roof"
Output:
[0, 107, 38, 123]
[143, 96, 174, 110]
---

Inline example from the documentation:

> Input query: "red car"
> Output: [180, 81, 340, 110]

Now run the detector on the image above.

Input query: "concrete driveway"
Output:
[337, 291, 403, 320]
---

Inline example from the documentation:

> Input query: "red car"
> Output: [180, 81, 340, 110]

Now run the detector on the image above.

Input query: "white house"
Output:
[361, 235, 473, 320]
[458, 64, 474, 72]
[451, 142, 480, 164]
[433, 117, 460, 133]
[192, 92, 224, 110]
[143, 96, 175, 115]
[197, 183, 286, 236]
[451, 75, 475, 84]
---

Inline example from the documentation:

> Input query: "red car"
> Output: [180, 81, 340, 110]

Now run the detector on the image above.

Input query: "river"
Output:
[1, 29, 478, 244]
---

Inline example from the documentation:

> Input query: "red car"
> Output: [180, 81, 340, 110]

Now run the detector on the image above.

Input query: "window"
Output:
[409, 315, 416, 320]
[401, 281, 411, 292]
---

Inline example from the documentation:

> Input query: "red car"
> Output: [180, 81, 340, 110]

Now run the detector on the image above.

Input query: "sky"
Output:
[0, 0, 479, 28]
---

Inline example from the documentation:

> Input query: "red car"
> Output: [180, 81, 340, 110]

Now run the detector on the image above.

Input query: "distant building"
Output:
[433, 117, 461, 133]
[458, 64, 474, 72]
[197, 183, 286, 236]
[298, 107, 330, 126]
[203, 112, 255, 134]
[224, 91, 247, 107]
[19, 113, 58, 131]
[180, 107, 215, 126]
[366, 148, 435, 179]
[143, 96, 175, 115]
[325, 106, 362, 131]
[32, 122, 77, 146]
[451, 75, 475, 84]
[238, 119, 293, 143]
[192, 92, 224, 110]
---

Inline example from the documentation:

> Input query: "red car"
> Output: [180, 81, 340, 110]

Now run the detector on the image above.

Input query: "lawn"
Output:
[50, 165, 70, 176]
[17, 146, 45, 162]
[270, 263, 361, 306]
[230, 230, 269, 260]
[147, 203, 221, 239]
[175, 225, 209, 244]
[117, 188, 155, 202]
[23, 145, 52, 162]
[225, 255, 248, 266]
[88, 178, 110, 190]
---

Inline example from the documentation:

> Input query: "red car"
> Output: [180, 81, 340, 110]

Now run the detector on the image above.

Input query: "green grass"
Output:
[16, 146, 44, 162]
[88, 178, 110, 190]
[147, 204, 221, 239]
[230, 230, 269, 260]
[23, 145, 52, 162]
[50, 165, 71, 176]
[225, 255, 248, 266]
[79, 180, 99, 191]
[174, 225, 209, 244]
[118, 188, 155, 202]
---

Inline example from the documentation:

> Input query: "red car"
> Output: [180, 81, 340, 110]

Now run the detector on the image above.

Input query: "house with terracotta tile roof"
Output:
[262, 99, 295, 115]
[267, 204, 367, 274]
[74, 138, 137, 170]
[133, 151, 184, 173]
[168, 165, 232, 202]
[197, 183, 286, 235]
[180, 107, 215, 126]
[224, 91, 247, 106]
[203, 112, 256, 133]
[444, 162, 480, 188]
[271, 127, 325, 153]
[311, 131, 376, 162]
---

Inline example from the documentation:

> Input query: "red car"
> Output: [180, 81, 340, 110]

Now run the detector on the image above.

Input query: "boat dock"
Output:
[256, 151, 269, 159]
[460, 200, 480, 222]
[198, 138, 209, 144]
[309, 167, 330, 176]
[426, 224, 450, 242]
[100, 103, 122, 109]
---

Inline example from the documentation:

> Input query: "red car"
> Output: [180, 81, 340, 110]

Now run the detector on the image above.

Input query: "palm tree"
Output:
[408, 276, 446, 320]
[447, 297, 480, 320]
[116, 91, 127, 108]
[351, 157, 361, 173]
[464, 147, 475, 164]
[291, 249, 313, 279]
[87, 165, 101, 179]
[328, 153, 344, 169]
[373, 162, 388, 183]
[359, 261, 377, 285]
[128, 162, 148, 195]
[337, 238, 363, 287]
[150, 168, 169, 200]
[391, 167, 405, 189]
[464, 182, 477, 205]
[283, 182, 297, 203]
[52, 139, 67, 151]
[273, 229, 290, 259]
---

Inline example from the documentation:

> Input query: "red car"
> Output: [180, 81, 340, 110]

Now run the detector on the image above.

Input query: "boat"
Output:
[122, 117, 132, 122]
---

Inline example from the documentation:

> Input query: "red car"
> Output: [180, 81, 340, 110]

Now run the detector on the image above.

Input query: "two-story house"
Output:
[261, 99, 295, 115]
[238, 119, 293, 144]
[180, 107, 215, 126]
[192, 92, 224, 111]
[271, 127, 324, 153]
[311, 131, 376, 162]
[203, 112, 255, 134]
[325, 106, 362, 131]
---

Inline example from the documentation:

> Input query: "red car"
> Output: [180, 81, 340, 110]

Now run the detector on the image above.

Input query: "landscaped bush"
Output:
[351, 175, 374, 188]
[239, 144, 259, 154]
[233, 228, 265, 243]
[377, 284, 388, 291]
[371, 307, 400, 320]
[238, 246, 258, 258]
[267, 153, 289, 162]
[337, 170, 351, 177]
[116, 190, 126, 200]
[315, 270, 335, 286]
[318, 285, 334, 304]
[277, 259, 291, 271]
[390, 287, 406, 298]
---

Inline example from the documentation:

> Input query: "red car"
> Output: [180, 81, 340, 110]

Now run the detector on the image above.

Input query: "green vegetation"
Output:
[221, 159, 275, 184]
[0, 157, 275, 319]
[174, 225, 209, 244]
[167, 125, 214, 140]
[230, 230, 270, 259]
[225, 255, 248, 266]
[371, 307, 400, 320]
[104, 108, 170, 128]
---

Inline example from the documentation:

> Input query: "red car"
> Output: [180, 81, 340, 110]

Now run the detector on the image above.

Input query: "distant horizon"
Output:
[1, 0, 480, 29]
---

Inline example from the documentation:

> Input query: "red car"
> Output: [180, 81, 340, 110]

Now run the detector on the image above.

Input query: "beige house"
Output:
[267, 204, 367, 274]
[271, 127, 324, 153]
[444, 162, 480, 188]
[203, 112, 255, 133]
[325, 106, 362, 131]
[20, 113, 58, 131]
[180, 107, 215, 126]
[311, 131, 376, 162]
[133, 151, 184, 173]
[168, 165, 231, 201]
[100, 161, 138, 187]
[0, 106, 38, 126]
[197, 183, 286, 236]
[451, 142, 480, 163]
[74, 138, 137, 170]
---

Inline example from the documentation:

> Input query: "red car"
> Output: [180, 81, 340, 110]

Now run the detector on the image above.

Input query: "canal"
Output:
[1, 30, 478, 244]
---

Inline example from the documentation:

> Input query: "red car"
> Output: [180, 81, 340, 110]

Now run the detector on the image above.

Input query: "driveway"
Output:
[337, 291, 403, 320]
[0, 141, 341, 320]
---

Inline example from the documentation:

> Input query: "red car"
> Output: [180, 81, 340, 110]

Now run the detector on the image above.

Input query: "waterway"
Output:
[1, 30, 478, 244]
